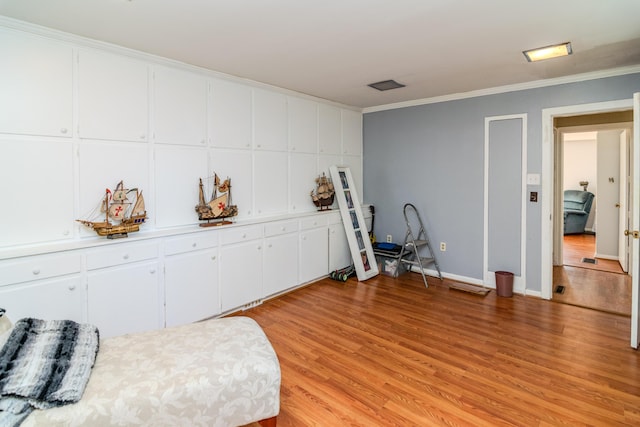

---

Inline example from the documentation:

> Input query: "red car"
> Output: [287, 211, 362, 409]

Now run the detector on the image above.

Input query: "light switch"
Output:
[527, 173, 541, 185]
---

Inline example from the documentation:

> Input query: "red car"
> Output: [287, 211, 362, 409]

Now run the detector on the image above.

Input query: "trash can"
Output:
[495, 271, 514, 297]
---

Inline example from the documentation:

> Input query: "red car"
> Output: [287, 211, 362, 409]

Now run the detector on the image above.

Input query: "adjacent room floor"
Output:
[553, 233, 631, 316]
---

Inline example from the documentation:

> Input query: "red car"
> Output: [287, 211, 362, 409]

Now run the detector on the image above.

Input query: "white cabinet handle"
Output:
[211, 256, 216, 261]
[60, 128, 68, 134]
[32, 269, 40, 275]
[68, 284, 76, 291]
[149, 269, 156, 274]
[140, 134, 146, 140]
[281, 227, 286, 231]
[123, 254, 130, 260]
[242, 233, 247, 239]
[268, 243, 273, 248]
[192, 242, 197, 248]
[257, 245, 262, 250]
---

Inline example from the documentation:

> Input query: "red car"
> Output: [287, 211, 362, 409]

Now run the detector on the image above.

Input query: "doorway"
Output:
[552, 115, 633, 315]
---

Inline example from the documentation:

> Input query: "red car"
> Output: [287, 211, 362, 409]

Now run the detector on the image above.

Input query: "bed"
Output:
[20, 316, 281, 427]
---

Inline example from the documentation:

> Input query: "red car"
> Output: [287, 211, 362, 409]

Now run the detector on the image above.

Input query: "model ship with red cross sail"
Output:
[77, 180, 147, 238]
[195, 173, 238, 226]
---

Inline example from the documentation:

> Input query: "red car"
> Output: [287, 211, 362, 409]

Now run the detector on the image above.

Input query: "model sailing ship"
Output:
[77, 180, 147, 238]
[196, 173, 238, 227]
[310, 172, 335, 210]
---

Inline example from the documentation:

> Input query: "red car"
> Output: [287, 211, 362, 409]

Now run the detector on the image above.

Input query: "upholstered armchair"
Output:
[563, 190, 595, 235]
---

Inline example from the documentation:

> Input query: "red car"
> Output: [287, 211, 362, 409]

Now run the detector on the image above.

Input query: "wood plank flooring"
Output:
[554, 234, 631, 316]
[238, 273, 640, 426]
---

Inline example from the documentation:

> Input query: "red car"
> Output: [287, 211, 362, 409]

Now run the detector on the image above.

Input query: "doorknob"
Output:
[634, 231, 640, 239]
[624, 230, 630, 236]
[615, 203, 620, 208]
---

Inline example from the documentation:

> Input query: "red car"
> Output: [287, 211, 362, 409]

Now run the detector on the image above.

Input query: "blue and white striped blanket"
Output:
[0, 318, 99, 427]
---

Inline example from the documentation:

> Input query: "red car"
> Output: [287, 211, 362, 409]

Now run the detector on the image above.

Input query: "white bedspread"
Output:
[23, 317, 280, 427]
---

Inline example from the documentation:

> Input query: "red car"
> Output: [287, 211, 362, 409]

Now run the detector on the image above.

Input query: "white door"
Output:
[631, 92, 640, 349]
[619, 130, 629, 272]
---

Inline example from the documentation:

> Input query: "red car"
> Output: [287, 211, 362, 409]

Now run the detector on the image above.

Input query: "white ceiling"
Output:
[2, 0, 640, 109]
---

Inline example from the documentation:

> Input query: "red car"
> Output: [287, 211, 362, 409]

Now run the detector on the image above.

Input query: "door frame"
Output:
[541, 99, 634, 300]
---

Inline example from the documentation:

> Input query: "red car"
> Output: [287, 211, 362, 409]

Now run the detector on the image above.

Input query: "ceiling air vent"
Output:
[367, 79, 405, 91]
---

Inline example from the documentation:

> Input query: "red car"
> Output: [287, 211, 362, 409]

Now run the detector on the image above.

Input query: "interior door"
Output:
[619, 130, 629, 272]
[631, 92, 640, 349]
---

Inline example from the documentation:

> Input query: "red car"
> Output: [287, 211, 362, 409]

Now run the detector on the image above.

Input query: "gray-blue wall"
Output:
[363, 73, 640, 292]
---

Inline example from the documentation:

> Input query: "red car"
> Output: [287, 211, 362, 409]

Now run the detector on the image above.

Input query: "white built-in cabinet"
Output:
[0, 140, 75, 246]
[319, 104, 342, 155]
[288, 97, 318, 154]
[164, 232, 220, 327]
[209, 79, 252, 149]
[0, 252, 83, 322]
[263, 220, 299, 297]
[0, 29, 73, 138]
[219, 225, 264, 312]
[0, 24, 364, 339]
[78, 49, 149, 142]
[253, 89, 288, 151]
[342, 109, 363, 156]
[329, 219, 351, 271]
[85, 242, 161, 338]
[254, 151, 288, 216]
[153, 65, 208, 146]
[299, 217, 329, 283]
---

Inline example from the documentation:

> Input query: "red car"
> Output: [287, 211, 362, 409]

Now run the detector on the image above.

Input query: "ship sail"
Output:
[130, 189, 145, 216]
[208, 194, 228, 217]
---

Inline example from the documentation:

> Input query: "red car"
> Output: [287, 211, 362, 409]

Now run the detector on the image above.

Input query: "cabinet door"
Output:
[0, 29, 72, 138]
[329, 223, 351, 272]
[253, 89, 287, 151]
[165, 249, 219, 327]
[0, 140, 74, 246]
[210, 79, 252, 149]
[219, 241, 262, 312]
[288, 97, 318, 154]
[88, 261, 161, 338]
[155, 147, 208, 228]
[318, 104, 341, 155]
[341, 109, 362, 156]
[263, 233, 298, 297]
[0, 276, 83, 323]
[78, 49, 148, 142]
[299, 227, 329, 283]
[211, 149, 253, 218]
[254, 151, 288, 216]
[289, 153, 318, 213]
[153, 65, 207, 146]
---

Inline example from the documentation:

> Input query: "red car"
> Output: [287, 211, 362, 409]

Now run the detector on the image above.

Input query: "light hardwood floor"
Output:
[239, 273, 640, 426]
[554, 234, 631, 316]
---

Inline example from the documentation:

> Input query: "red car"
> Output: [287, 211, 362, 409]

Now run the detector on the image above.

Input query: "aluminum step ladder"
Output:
[399, 203, 443, 288]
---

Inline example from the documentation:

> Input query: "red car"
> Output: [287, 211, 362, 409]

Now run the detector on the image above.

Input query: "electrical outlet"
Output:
[386, 234, 392, 243]
[440, 242, 446, 251]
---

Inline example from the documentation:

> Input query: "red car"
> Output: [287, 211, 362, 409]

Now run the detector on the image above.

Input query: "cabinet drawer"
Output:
[220, 225, 263, 245]
[86, 242, 158, 270]
[300, 215, 328, 230]
[264, 220, 299, 237]
[326, 211, 343, 225]
[0, 253, 81, 287]
[164, 232, 218, 256]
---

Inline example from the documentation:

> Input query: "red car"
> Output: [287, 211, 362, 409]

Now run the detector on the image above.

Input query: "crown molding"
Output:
[363, 65, 640, 114]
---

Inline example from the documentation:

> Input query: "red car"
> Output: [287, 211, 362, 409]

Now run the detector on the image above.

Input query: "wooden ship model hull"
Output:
[77, 181, 147, 239]
[312, 194, 335, 210]
[311, 173, 335, 211]
[196, 175, 238, 227]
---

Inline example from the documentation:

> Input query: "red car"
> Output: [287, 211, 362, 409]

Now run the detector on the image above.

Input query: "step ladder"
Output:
[399, 203, 443, 288]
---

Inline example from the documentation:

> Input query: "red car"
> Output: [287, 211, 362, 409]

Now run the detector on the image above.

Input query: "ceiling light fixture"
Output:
[523, 42, 572, 62]
[368, 79, 405, 91]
